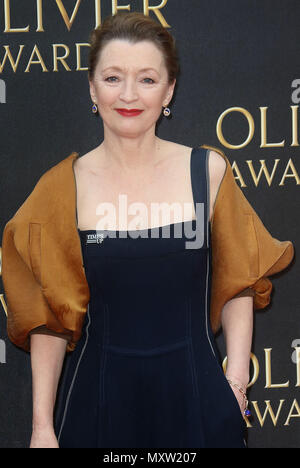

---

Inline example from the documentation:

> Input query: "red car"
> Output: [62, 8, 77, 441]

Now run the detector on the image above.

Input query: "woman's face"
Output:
[89, 39, 176, 138]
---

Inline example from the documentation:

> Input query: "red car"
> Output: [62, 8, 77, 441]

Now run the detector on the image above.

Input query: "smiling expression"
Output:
[89, 39, 176, 137]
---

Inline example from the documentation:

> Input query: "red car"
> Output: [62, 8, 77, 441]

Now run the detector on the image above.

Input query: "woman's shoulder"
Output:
[172, 141, 228, 175]
[209, 149, 227, 194]
[161, 141, 228, 193]
[198, 144, 228, 222]
[200, 144, 228, 199]
[5, 151, 78, 225]
[201, 144, 227, 179]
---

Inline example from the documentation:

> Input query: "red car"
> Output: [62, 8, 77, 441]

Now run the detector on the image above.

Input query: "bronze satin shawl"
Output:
[1, 145, 295, 352]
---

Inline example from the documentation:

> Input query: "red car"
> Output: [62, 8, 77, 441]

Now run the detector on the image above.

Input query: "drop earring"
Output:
[163, 106, 171, 117]
[92, 103, 98, 114]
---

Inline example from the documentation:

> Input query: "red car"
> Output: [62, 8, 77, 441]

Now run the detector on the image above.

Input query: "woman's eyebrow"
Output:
[101, 66, 160, 74]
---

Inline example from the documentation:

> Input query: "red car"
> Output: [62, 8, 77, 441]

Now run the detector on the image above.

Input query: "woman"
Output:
[1, 12, 294, 448]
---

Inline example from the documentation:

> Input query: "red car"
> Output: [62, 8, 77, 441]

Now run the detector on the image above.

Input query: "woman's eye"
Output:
[142, 78, 155, 84]
[105, 76, 119, 82]
[104, 76, 155, 84]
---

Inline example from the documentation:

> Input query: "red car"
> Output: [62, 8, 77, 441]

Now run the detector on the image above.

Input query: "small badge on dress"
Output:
[86, 233, 105, 244]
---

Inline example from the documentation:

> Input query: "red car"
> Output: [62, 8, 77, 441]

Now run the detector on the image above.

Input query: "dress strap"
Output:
[190, 147, 209, 248]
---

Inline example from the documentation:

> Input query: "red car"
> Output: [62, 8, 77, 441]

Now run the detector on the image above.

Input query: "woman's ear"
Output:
[89, 79, 97, 104]
[165, 79, 176, 105]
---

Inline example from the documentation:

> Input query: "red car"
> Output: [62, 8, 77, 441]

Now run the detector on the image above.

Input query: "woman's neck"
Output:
[98, 133, 166, 171]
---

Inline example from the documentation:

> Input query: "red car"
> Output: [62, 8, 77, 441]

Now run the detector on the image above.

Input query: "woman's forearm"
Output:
[30, 333, 68, 430]
[221, 295, 254, 386]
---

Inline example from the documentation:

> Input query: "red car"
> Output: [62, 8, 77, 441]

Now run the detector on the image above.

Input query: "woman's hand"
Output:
[29, 426, 59, 448]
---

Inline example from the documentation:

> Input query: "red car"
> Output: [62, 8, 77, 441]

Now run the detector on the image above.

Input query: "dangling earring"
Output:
[163, 106, 171, 117]
[92, 103, 98, 114]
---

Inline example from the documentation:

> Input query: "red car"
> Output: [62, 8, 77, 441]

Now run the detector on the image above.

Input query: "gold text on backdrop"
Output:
[216, 106, 300, 149]
[3, 0, 171, 32]
[223, 349, 300, 427]
[223, 348, 300, 389]
[0, 43, 90, 73]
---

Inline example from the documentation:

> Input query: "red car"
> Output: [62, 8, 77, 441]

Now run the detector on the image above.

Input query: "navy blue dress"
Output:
[54, 147, 247, 448]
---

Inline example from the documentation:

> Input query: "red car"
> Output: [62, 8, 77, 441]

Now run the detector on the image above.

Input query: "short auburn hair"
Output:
[88, 11, 180, 84]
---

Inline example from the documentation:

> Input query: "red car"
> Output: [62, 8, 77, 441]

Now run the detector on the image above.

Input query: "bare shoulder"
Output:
[73, 147, 100, 174]
[206, 148, 227, 221]
[207, 149, 227, 184]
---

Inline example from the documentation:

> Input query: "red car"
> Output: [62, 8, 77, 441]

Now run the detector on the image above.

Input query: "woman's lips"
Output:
[115, 109, 144, 117]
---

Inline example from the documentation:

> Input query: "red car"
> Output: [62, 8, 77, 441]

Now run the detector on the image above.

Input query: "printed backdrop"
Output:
[0, 0, 299, 448]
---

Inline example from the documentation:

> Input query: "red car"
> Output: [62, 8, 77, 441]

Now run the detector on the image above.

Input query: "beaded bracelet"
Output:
[226, 378, 251, 417]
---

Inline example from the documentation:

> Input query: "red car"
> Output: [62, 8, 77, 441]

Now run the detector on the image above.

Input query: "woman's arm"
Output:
[29, 333, 68, 448]
[208, 149, 253, 411]
[221, 296, 254, 411]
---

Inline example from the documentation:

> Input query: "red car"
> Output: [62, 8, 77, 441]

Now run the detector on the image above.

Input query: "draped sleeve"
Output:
[1, 218, 74, 353]
[202, 144, 295, 334]
[1, 153, 89, 353]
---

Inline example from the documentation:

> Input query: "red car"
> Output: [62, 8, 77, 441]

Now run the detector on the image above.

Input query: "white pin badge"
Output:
[86, 233, 105, 244]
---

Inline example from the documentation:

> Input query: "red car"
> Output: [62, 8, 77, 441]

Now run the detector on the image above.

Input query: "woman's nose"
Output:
[119, 78, 138, 102]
